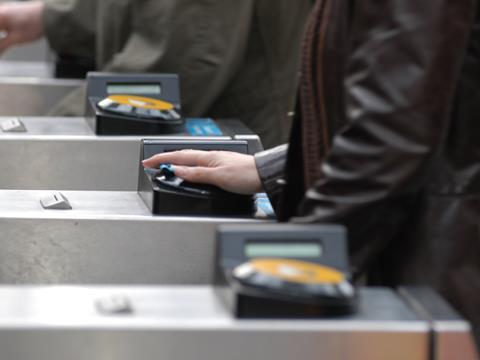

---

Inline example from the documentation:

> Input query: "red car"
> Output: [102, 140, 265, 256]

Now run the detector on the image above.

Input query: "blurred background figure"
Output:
[0, 0, 312, 148]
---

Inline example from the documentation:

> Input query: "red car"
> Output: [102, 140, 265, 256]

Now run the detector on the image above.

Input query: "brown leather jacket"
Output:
[256, 0, 480, 343]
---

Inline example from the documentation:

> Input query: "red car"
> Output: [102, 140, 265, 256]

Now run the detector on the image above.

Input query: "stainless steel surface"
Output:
[0, 190, 257, 284]
[0, 78, 83, 115]
[0, 116, 255, 191]
[0, 116, 92, 135]
[399, 287, 480, 360]
[0, 118, 142, 190]
[234, 134, 264, 154]
[0, 286, 429, 360]
[0, 37, 50, 62]
[0, 60, 53, 78]
[0, 136, 142, 190]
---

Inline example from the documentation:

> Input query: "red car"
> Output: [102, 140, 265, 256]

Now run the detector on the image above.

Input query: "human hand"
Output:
[142, 150, 263, 195]
[0, 1, 45, 53]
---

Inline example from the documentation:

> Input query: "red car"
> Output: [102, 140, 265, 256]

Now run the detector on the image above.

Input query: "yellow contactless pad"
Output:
[107, 95, 174, 111]
[249, 259, 344, 285]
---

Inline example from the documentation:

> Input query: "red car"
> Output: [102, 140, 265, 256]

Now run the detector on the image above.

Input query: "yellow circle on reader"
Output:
[249, 258, 345, 285]
[107, 95, 174, 111]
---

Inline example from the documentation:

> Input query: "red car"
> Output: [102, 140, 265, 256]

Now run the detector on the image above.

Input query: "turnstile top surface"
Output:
[0, 117, 93, 136]
[0, 116, 233, 140]
[0, 287, 431, 360]
[0, 61, 53, 78]
[0, 190, 257, 222]
[0, 190, 149, 219]
[0, 286, 425, 331]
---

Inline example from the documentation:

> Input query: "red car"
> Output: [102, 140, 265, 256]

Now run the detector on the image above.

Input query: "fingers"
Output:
[0, 5, 8, 29]
[173, 165, 221, 187]
[0, 10, 11, 53]
[142, 149, 215, 168]
[0, 5, 15, 53]
[0, 2, 45, 53]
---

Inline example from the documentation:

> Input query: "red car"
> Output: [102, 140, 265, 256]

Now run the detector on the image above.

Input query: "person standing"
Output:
[0, 0, 312, 148]
[143, 0, 480, 347]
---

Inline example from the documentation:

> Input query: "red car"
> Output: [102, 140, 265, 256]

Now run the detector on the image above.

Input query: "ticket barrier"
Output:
[0, 73, 262, 190]
[0, 286, 431, 360]
[0, 117, 261, 190]
[0, 190, 261, 284]
[0, 138, 270, 284]
[0, 223, 475, 360]
[0, 286, 473, 360]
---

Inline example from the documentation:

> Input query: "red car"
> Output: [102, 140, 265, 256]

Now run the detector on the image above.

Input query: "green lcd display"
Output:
[107, 83, 162, 95]
[245, 242, 322, 259]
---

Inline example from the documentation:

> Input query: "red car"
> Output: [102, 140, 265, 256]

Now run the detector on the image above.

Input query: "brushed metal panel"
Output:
[0, 190, 257, 284]
[0, 287, 429, 360]
[0, 136, 142, 190]
[0, 78, 83, 116]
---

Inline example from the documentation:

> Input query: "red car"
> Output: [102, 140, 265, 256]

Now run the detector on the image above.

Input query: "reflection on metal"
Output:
[0, 287, 429, 360]
[0, 121, 143, 190]
[0, 37, 50, 63]
[0, 78, 83, 116]
[0, 60, 52, 78]
[399, 287, 480, 360]
[0, 117, 261, 191]
[0, 190, 258, 285]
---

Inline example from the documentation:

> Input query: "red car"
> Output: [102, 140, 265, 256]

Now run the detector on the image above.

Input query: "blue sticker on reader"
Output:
[254, 193, 276, 219]
[186, 118, 223, 136]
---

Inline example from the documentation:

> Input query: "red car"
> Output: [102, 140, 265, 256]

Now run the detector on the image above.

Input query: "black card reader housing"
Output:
[214, 224, 357, 318]
[138, 139, 254, 216]
[85, 72, 184, 135]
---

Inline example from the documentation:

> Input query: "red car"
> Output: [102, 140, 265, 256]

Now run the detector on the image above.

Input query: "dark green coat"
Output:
[43, 0, 312, 148]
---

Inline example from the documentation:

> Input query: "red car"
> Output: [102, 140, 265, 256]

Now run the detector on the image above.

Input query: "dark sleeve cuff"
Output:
[254, 144, 288, 207]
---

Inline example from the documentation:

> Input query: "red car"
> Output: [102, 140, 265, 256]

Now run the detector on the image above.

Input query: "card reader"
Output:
[214, 224, 357, 318]
[85, 72, 184, 135]
[138, 140, 254, 216]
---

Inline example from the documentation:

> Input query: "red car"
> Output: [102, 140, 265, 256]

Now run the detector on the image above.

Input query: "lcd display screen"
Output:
[107, 83, 162, 95]
[245, 242, 322, 259]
